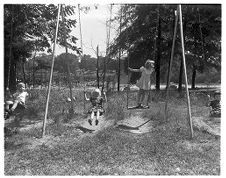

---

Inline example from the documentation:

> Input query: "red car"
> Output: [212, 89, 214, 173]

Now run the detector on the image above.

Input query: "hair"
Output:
[17, 82, 25, 89]
[91, 88, 101, 98]
[145, 59, 155, 69]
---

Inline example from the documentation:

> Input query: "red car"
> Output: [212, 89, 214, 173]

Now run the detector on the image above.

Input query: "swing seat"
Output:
[76, 125, 95, 133]
[128, 104, 149, 110]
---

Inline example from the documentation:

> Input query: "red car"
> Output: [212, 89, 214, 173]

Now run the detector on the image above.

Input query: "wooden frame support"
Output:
[164, 5, 193, 139]
[42, 4, 61, 137]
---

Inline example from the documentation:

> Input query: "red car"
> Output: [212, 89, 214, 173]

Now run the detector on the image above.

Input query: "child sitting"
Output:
[85, 88, 107, 125]
[209, 91, 221, 117]
[4, 82, 29, 119]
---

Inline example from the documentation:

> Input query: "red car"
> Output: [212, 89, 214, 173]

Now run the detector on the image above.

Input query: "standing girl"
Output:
[128, 59, 155, 108]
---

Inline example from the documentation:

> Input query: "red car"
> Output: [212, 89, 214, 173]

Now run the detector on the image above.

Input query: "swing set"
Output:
[41, 4, 196, 138]
[125, 5, 194, 138]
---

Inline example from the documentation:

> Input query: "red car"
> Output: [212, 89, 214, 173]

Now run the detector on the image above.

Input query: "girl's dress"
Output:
[88, 97, 105, 116]
[137, 66, 153, 90]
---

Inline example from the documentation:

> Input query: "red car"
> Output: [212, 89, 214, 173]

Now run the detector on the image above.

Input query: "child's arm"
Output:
[84, 92, 90, 101]
[128, 67, 141, 73]
[103, 92, 107, 102]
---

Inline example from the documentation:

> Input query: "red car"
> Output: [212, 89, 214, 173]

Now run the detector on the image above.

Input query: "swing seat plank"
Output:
[116, 118, 152, 130]
[76, 125, 95, 133]
[128, 105, 149, 110]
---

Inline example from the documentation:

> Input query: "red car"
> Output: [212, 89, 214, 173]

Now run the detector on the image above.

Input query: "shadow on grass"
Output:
[4, 140, 28, 151]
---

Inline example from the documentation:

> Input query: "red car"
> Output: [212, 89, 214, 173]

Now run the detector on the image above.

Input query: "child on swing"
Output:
[4, 82, 29, 119]
[85, 88, 107, 125]
[128, 59, 155, 108]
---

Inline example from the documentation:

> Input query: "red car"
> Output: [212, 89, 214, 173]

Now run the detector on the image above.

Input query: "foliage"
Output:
[109, 4, 221, 87]
[4, 4, 80, 90]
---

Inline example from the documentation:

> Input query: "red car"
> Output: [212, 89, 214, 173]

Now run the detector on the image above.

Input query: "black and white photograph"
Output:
[3, 1, 222, 176]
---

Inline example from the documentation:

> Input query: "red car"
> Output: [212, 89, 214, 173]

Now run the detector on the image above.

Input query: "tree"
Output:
[110, 4, 221, 90]
[4, 4, 80, 91]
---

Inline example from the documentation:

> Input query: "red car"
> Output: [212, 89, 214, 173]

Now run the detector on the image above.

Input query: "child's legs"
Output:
[96, 110, 100, 120]
[137, 90, 142, 104]
[137, 89, 145, 104]
[10, 100, 19, 111]
[90, 110, 95, 121]
[146, 90, 151, 105]
[140, 90, 147, 104]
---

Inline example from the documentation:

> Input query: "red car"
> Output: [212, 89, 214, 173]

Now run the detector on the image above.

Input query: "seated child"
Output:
[85, 88, 107, 125]
[209, 91, 221, 117]
[4, 82, 29, 118]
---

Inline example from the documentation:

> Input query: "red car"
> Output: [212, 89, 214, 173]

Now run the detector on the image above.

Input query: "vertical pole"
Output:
[164, 7, 179, 121]
[96, 45, 100, 88]
[178, 5, 193, 139]
[42, 4, 61, 137]
[78, 4, 85, 112]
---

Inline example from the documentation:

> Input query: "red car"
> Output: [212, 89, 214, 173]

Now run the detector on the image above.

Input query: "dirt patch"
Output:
[192, 116, 220, 138]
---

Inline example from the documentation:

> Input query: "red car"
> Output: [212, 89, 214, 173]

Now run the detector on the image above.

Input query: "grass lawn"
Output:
[4, 88, 220, 175]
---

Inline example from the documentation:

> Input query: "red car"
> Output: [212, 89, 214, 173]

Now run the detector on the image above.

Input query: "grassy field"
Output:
[4, 87, 220, 175]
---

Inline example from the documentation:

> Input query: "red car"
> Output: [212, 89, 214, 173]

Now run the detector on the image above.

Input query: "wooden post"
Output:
[42, 4, 61, 137]
[164, 7, 179, 121]
[178, 5, 193, 139]
[96, 45, 100, 88]
[78, 4, 85, 112]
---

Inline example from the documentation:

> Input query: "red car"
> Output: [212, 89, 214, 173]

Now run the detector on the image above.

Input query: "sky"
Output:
[56, 4, 119, 57]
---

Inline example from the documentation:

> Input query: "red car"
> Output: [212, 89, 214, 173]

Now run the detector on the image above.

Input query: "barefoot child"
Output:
[85, 88, 107, 125]
[128, 59, 155, 108]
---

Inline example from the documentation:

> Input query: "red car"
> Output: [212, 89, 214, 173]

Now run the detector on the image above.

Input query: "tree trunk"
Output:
[22, 61, 26, 87]
[7, 5, 14, 90]
[117, 50, 121, 91]
[62, 5, 74, 115]
[102, 57, 106, 92]
[117, 6, 123, 92]
[41, 66, 43, 88]
[155, 6, 161, 91]
[178, 57, 183, 92]
[178, 16, 187, 93]
[32, 53, 36, 88]
[191, 65, 196, 89]
[166, 8, 178, 89]
[66, 53, 74, 114]
[10, 57, 17, 92]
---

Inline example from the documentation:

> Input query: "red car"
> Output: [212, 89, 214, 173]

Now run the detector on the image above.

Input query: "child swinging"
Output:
[128, 59, 155, 108]
[85, 88, 107, 125]
[4, 82, 29, 119]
